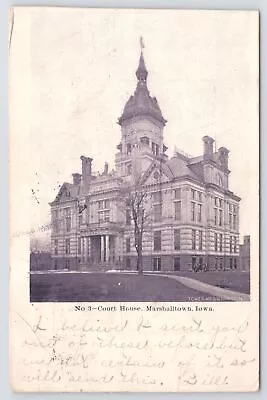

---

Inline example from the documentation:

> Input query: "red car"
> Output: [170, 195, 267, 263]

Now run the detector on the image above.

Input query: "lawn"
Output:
[30, 272, 223, 302]
[168, 270, 250, 294]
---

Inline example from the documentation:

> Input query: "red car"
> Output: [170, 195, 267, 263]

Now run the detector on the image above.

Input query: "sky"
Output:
[21, 8, 259, 239]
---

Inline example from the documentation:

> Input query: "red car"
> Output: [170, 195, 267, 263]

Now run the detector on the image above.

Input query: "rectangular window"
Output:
[153, 204, 162, 222]
[233, 214, 237, 230]
[192, 229, 196, 250]
[174, 188, 181, 199]
[199, 230, 203, 250]
[152, 142, 160, 156]
[234, 258, 237, 269]
[191, 202, 195, 221]
[54, 239, 58, 255]
[126, 209, 131, 225]
[98, 200, 110, 209]
[153, 191, 162, 203]
[126, 143, 131, 155]
[77, 237, 81, 255]
[66, 213, 71, 232]
[191, 189, 196, 199]
[154, 231, 161, 251]
[174, 229, 181, 250]
[99, 211, 110, 223]
[214, 233, 218, 252]
[214, 208, 217, 225]
[104, 211, 110, 222]
[219, 209, 223, 226]
[174, 201, 181, 220]
[126, 238, 131, 253]
[219, 234, 223, 252]
[126, 163, 132, 175]
[65, 208, 71, 232]
[234, 237, 237, 253]
[230, 258, 233, 269]
[230, 236, 233, 253]
[52, 210, 59, 233]
[219, 198, 223, 208]
[153, 257, 161, 271]
[79, 214, 83, 226]
[199, 257, 203, 269]
[192, 256, 197, 271]
[65, 238, 70, 254]
[198, 204, 202, 222]
[174, 257, 180, 271]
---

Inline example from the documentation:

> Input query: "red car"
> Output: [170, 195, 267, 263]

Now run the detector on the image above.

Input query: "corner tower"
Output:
[116, 38, 168, 177]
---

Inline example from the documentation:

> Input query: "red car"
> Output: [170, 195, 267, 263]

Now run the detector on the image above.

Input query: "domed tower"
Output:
[115, 38, 167, 177]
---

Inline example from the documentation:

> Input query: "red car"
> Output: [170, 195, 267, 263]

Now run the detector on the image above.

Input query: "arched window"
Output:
[216, 173, 223, 187]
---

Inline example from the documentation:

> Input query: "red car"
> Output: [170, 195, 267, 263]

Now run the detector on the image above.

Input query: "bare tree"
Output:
[124, 177, 152, 274]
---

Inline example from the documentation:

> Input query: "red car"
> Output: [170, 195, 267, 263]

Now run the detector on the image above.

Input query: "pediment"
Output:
[54, 183, 73, 203]
[140, 160, 173, 186]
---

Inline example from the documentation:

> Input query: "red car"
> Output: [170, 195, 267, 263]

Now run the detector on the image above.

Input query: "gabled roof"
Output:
[51, 182, 80, 205]
[166, 156, 202, 182]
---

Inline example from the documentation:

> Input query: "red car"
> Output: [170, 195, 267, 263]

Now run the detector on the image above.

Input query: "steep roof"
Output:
[51, 182, 80, 205]
[166, 156, 203, 182]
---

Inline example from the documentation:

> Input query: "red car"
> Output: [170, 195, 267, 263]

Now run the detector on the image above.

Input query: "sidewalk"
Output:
[149, 273, 250, 301]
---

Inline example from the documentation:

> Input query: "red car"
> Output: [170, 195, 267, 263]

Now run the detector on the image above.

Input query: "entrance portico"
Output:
[80, 234, 116, 266]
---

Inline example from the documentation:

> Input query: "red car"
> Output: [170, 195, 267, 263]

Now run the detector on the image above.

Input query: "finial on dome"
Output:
[140, 36, 145, 51]
[136, 36, 147, 82]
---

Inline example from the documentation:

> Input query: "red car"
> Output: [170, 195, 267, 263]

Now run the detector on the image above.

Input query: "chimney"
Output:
[80, 156, 93, 186]
[218, 147, 230, 169]
[104, 162, 109, 175]
[202, 136, 214, 160]
[72, 173, 82, 185]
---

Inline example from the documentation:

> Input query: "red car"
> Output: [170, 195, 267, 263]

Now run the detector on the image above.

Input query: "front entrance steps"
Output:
[79, 263, 122, 272]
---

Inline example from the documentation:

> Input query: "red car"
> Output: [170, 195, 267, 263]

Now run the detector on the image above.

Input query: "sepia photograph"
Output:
[26, 10, 254, 303]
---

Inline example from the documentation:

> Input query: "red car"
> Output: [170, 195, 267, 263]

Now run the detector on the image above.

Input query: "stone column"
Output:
[81, 237, 84, 262]
[101, 235, 105, 262]
[87, 237, 91, 262]
[84, 237, 88, 262]
[106, 235, 110, 263]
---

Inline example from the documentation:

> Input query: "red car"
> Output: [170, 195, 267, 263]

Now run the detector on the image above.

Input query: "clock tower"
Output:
[115, 39, 168, 178]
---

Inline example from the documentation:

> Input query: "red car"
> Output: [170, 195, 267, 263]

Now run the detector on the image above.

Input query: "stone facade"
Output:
[239, 235, 250, 272]
[50, 47, 241, 272]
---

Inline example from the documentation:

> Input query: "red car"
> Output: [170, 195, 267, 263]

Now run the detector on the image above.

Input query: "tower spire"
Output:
[118, 38, 167, 126]
[136, 36, 147, 82]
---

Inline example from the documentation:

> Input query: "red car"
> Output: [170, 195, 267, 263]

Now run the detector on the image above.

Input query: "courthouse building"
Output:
[50, 47, 241, 272]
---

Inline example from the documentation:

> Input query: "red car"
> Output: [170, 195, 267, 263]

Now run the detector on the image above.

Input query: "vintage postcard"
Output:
[9, 7, 259, 392]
